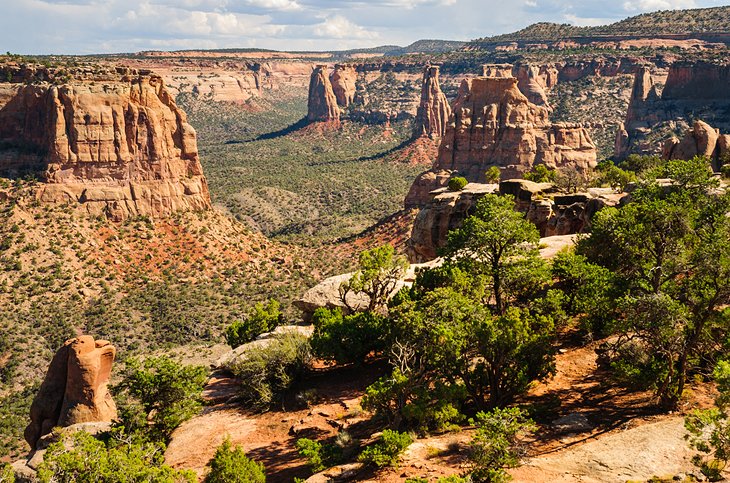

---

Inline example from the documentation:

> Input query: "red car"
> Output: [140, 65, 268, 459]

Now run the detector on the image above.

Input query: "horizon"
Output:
[1, 0, 727, 56]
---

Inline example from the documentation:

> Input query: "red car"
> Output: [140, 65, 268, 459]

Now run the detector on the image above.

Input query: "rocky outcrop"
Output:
[407, 180, 621, 262]
[405, 74, 596, 207]
[662, 120, 730, 171]
[330, 64, 357, 108]
[0, 66, 211, 220]
[307, 65, 340, 124]
[515, 64, 550, 106]
[616, 61, 730, 159]
[25, 336, 117, 450]
[414, 65, 451, 139]
[482, 64, 513, 78]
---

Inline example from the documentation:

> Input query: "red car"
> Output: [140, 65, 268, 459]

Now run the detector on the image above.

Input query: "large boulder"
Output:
[24, 336, 117, 449]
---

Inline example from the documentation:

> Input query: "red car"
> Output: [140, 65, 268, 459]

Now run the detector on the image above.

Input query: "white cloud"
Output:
[243, 0, 303, 11]
[622, 0, 697, 11]
[312, 15, 378, 39]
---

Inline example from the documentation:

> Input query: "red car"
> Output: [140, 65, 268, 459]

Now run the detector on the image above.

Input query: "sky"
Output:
[0, 0, 727, 55]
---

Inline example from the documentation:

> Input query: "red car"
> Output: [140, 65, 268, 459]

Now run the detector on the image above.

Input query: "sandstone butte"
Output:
[405, 71, 597, 207]
[25, 336, 117, 450]
[307, 64, 340, 124]
[414, 65, 451, 140]
[330, 64, 357, 108]
[0, 64, 211, 221]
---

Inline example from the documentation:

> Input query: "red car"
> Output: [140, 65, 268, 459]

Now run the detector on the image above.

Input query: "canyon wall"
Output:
[0, 64, 211, 220]
[616, 60, 730, 159]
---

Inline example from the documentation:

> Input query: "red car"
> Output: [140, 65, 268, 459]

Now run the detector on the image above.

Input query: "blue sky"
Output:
[1, 0, 727, 55]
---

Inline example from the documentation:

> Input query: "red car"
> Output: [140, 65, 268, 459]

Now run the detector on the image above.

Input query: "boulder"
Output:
[24, 336, 117, 449]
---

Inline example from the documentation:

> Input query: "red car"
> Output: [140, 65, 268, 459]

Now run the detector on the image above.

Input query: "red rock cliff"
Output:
[0, 65, 211, 220]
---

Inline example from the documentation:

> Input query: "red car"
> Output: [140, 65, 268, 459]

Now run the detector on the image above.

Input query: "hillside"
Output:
[467, 5, 730, 48]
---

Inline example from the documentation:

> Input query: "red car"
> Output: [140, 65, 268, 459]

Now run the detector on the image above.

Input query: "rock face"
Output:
[514, 64, 550, 106]
[405, 74, 596, 207]
[307, 65, 340, 124]
[0, 66, 211, 220]
[25, 336, 117, 450]
[662, 120, 730, 171]
[407, 180, 621, 262]
[616, 61, 730, 159]
[414, 65, 451, 139]
[330, 64, 357, 108]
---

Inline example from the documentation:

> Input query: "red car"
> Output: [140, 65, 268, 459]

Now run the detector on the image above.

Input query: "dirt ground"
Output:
[165, 331, 720, 482]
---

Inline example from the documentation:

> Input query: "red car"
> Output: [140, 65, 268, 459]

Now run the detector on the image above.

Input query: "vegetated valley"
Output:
[1, 5, 730, 483]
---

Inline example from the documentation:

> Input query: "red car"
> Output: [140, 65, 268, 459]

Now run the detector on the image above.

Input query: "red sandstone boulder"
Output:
[24, 336, 117, 449]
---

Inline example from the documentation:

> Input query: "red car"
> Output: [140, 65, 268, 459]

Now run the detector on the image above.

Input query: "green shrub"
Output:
[114, 357, 207, 442]
[468, 407, 535, 483]
[358, 430, 413, 468]
[295, 438, 343, 473]
[36, 431, 195, 483]
[448, 176, 468, 191]
[204, 438, 266, 483]
[685, 361, 730, 481]
[231, 331, 311, 409]
[0, 463, 14, 483]
[485, 166, 501, 184]
[225, 299, 282, 348]
[310, 308, 388, 365]
[523, 165, 555, 183]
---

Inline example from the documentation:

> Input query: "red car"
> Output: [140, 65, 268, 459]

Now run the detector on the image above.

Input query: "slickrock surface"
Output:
[307, 65, 340, 124]
[406, 73, 596, 206]
[0, 64, 211, 220]
[24, 336, 117, 449]
[414, 65, 451, 140]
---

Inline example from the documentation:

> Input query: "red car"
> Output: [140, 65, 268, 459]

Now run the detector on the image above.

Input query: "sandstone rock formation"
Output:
[331, 64, 357, 108]
[616, 61, 730, 159]
[25, 336, 117, 449]
[482, 64, 514, 78]
[515, 64, 550, 106]
[405, 73, 596, 207]
[0, 65, 211, 220]
[307, 65, 340, 124]
[407, 180, 621, 262]
[662, 120, 730, 170]
[414, 65, 451, 139]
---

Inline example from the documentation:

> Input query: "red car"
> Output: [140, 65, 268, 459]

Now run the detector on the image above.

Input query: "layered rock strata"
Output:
[414, 65, 451, 139]
[0, 66, 211, 220]
[331, 64, 357, 108]
[307, 65, 340, 124]
[25, 336, 117, 449]
[405, 74, 597, 207]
